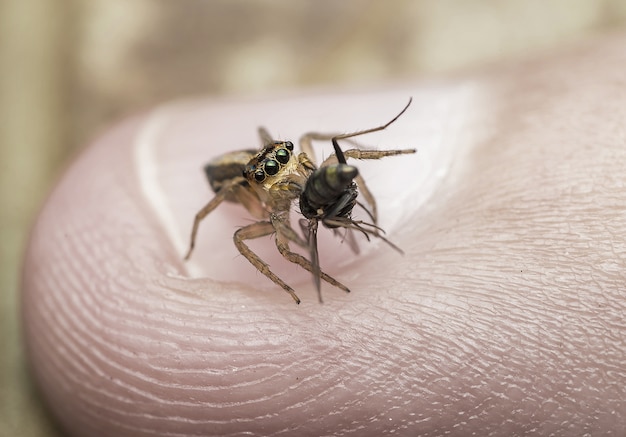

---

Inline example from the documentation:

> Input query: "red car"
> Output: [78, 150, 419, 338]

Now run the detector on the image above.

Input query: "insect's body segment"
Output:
[185, 99, 416, 304]
[299, 164, 359, 226]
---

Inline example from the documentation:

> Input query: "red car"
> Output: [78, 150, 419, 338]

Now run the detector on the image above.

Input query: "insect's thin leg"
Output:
[258, 127, 274, 145]
[332, 227, 360, 255]
[324, 218, 404, 254]
[272, 218, 351, 299]
[234, 221, 301, 304]
[354, 174, 378, 223]
[184, 180, 242, 260]
[356, 198, 376, 225]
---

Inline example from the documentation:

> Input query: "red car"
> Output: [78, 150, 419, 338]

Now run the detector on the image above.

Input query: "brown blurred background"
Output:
[2, 1, 626, 435]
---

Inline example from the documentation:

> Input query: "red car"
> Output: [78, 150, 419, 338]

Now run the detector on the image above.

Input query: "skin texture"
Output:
[22, 34, 625, 436]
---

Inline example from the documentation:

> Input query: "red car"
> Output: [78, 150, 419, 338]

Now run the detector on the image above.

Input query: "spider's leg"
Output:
[272, 212, 308, 249]
[234, 221, 301, 304]
[337, 148, 418, 223]
[273, 215, 350, 302]
[299, 218, 355, 291]
[258, 127, 274, 145]
[342, 148, 417, 160]
[331, 97, 413, 143]
[302, 97, 414, 168]
[185, 177, 246, 260]
[298, 132, 326, 167]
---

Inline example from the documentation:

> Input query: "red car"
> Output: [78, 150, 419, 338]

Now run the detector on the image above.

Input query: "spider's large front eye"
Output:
[276, 148, 290, 164]
[264, 159, 279, 175]
[254, 170, 265, 182]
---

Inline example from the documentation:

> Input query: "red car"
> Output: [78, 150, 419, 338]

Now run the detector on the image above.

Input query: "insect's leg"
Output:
[234, 221, 301, 304]
[271, 216, 351, 301]
[258, 127, 274, 145]
[355, 174, 377, 223]
[355, 200, 376, 224]
[184, 178, 246, 260]
[324, 217, 404, 255]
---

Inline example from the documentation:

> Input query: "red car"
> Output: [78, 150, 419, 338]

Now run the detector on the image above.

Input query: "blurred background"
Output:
[2, 0, 626, 435]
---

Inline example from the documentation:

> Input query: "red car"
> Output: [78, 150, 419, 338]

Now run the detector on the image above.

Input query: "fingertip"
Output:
[21, 88, 464, 435]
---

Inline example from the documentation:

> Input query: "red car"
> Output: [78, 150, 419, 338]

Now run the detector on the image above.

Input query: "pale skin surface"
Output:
[22, 34, 625, 436]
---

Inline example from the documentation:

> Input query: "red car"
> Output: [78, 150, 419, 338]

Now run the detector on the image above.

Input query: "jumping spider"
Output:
[184, 99, 416, 304]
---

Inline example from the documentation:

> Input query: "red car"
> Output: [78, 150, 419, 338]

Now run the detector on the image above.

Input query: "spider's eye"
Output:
[276, 148, 290, 164]
[264, 159, 279, 176]
[254, 170, 265, 182]
[285, 141, 294, 151]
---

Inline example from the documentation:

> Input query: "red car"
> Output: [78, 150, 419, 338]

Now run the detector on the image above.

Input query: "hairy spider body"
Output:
[184, 99, 416, 304]
[242, 141, 314, 212]
[204, 150, 256, 201]
[201, 150, 267, 219]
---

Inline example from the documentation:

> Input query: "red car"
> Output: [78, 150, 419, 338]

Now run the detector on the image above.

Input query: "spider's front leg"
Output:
[185, 177, 247, 260]
[339, 147, 416, 223]
[257, 127, 274, 145]
[318, 148, 416, 222]
[234, 221, 302, 304]
[299, 98, 415, 224]
[271, 214, 351, 303]
[340, 148, 417, 161]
